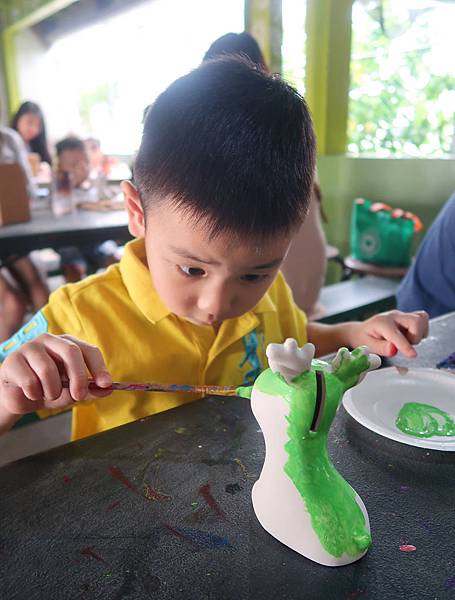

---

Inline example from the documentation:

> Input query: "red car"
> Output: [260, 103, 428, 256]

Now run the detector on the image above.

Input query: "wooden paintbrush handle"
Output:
[62, 379, 240, 396]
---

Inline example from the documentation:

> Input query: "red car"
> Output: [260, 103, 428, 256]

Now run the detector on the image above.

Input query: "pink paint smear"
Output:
[199, 483, 226, 519]
[399, 544, 416, 552]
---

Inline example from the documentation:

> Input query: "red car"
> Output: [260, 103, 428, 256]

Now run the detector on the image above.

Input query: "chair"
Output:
[343, 255, 408, 279]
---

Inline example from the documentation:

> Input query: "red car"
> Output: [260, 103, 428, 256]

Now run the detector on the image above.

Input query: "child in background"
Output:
[0, 126, 49, 341]
[84, 137, 116, 199]
[84, 138, 113, 179]
[0, 58, 428, 439]
[84, 137, 104, 178]
[54, 136, 118, 281]
[54, 136, 92, 282]
[58, 136, 115, 197]
[56, 136, 90, 189]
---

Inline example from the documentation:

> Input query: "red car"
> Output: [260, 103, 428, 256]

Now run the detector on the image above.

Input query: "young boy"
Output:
[56, 136, 90, 188]
[0, 58, 428, 440]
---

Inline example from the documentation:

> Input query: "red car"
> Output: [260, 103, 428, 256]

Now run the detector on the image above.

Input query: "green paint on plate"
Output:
[396, 402, 455, 438]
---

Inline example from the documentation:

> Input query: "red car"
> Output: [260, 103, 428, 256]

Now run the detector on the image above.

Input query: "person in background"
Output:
[280, 180, 327, 317]
[203, 32, 327, 317]
[55, 136, 119, 282]
[84, 137, 105, 179]
[397, 191, 455, 318]
[84, 137, 116, 197]
[10, 101, 52, 176]
[56, 136, 90, 189]
[11, 101, 52, 165]
[0, 127, 49, 341]
[203, 31, 268, 69]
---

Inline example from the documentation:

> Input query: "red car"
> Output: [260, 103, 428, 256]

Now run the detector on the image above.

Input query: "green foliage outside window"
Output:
[349, 0, 455, 157]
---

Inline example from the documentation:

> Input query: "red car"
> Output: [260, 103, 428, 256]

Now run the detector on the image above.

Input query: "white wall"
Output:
[15, 27, 80, 148]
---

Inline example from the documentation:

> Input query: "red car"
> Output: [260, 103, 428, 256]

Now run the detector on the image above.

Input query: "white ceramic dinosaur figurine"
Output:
[238, 338, 380, 567]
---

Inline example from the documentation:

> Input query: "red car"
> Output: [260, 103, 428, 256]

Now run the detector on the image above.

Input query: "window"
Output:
[41, 0, 244, 154]
[349, 0, 455, 157]
[281, 0, 306, 95]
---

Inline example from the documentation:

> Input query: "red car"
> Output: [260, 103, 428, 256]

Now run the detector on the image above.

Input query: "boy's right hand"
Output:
[0, 333, 112, 418]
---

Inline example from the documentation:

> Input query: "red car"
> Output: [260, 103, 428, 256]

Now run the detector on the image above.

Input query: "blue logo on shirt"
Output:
[0, 311, 48, 362]
[239, 330, 264, 384]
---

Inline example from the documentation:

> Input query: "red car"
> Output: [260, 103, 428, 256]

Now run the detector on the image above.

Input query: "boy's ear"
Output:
[122, 181, 145, 238]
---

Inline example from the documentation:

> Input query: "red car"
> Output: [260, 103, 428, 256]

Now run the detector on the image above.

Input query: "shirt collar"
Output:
[119, 238, 277, 324]
[120, 238, 171, 324]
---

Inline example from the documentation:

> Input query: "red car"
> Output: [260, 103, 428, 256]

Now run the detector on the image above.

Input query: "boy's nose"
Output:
[197, 287, 232, 322]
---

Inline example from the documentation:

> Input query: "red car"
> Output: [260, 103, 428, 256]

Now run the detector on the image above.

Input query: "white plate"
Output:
[342, 367, 455, 451]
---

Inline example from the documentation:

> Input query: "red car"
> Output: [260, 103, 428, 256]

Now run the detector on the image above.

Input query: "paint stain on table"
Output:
[109, 466, 139, 495]
[164, 524, 230, 550]
[109, 466, 170, 503]
[199, 483, 226, 519]
[80, 547, 108, 565]
[143, 484, 171, 502]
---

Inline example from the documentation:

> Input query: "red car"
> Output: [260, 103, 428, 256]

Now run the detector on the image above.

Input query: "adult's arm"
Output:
[396, 192, 455, 318]
[280, 189, 327, 315]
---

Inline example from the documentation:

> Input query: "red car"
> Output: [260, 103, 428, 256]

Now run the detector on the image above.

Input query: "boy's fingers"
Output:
[68, 339, 112, 388]
[2, 354, 43, 402]
[416, 310, 430, 337]
[370, 321, 416, 358]
[21, 345, 63, 400]
[40, 335, 88, 401]
[88, 388, 112, 399]
[0, 378, 40, 414]
[363, 338, 396, 358]
[393, 311, 429, 344]
[41, 389, 77, 409]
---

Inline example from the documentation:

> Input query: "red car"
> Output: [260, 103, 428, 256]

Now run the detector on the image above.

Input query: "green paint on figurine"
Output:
[254, 347, 372, 558]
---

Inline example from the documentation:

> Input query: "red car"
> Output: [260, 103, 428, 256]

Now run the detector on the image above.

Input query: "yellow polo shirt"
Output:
[0, 238, 307, 440]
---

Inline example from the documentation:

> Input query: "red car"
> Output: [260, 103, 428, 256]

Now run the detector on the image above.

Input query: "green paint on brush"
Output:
[236, 385, 253, 400]
[253, 348, 372, 558]
[396, 403, 455, 438]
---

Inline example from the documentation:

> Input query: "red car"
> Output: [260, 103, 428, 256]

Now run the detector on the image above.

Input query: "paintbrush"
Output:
[61, 379, 241, 396]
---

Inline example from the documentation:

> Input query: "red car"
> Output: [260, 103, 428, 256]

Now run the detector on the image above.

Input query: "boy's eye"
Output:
[179, 265, 206, 277]
[241, 273, 268, 283]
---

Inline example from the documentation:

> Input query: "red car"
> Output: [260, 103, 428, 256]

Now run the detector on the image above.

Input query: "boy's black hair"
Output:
[56, 136, 85, 157]
[134, 57, 316, 239]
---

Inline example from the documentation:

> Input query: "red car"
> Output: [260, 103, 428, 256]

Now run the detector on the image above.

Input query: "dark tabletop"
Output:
[0, 208, 132, 259]
[1, 314, 455, 600]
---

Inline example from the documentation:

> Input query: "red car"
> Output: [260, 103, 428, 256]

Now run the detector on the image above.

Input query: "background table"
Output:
[1, 314, 455, 599]
[0, 208, 132, 260]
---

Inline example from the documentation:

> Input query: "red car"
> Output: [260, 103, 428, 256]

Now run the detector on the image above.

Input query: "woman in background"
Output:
[11, 101, 52, 167]
[203, 32, 327, 317]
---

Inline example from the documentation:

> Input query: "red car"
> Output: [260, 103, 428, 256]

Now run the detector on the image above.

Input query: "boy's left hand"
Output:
[347, 310, 429, 358]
